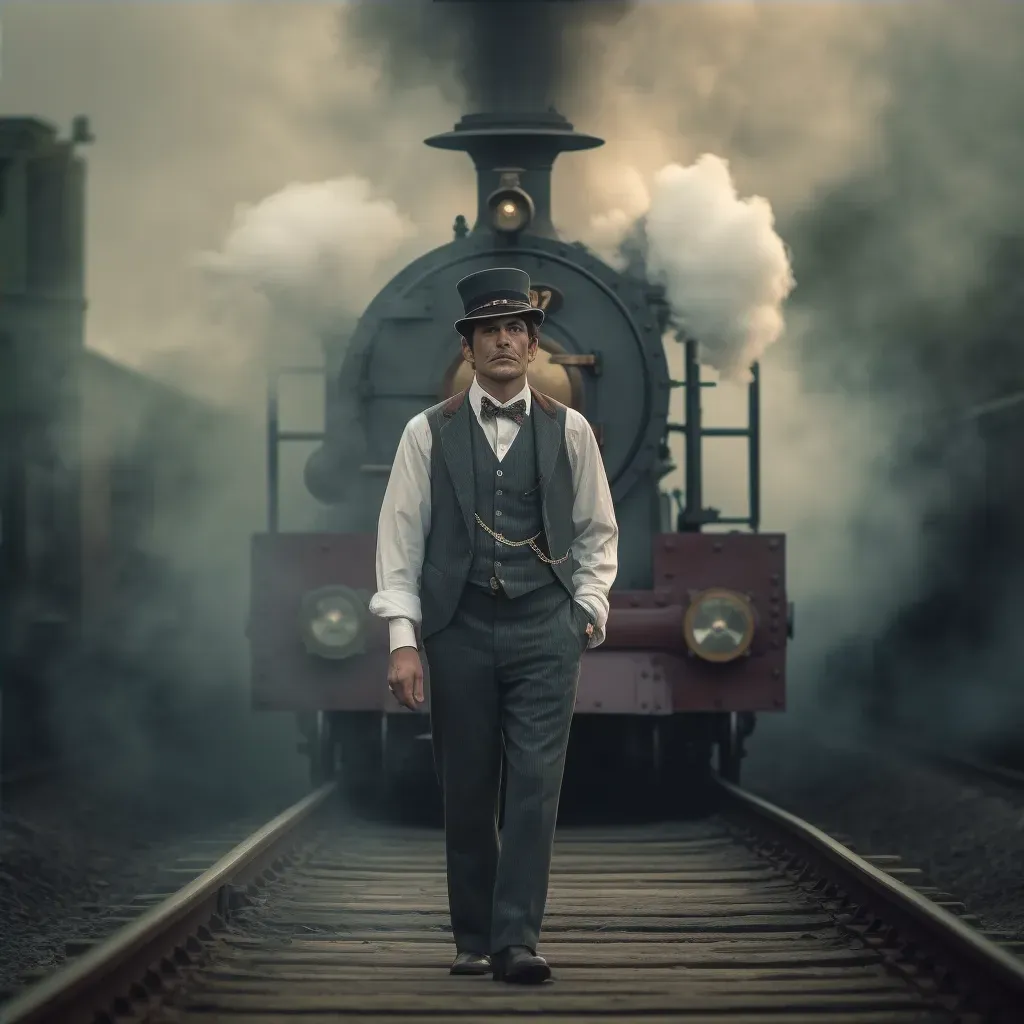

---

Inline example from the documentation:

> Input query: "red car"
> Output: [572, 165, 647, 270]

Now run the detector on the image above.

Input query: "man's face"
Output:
[463, 314, 538, 382]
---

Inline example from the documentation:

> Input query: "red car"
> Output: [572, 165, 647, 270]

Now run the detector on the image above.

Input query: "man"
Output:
[369, 267, 617, 984]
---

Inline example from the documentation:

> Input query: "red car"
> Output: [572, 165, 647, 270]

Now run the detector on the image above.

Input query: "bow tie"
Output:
[480, 396, 527, 425]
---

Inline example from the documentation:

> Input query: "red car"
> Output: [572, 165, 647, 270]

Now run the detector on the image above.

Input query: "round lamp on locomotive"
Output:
[487, 170, 534, 235]
[299, 585, 368, 660]
[683, 588, 756, 663]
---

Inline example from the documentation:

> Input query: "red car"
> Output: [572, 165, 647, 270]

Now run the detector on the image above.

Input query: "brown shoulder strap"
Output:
[442, 388, 469, 420]
[529, 385, 565, 420]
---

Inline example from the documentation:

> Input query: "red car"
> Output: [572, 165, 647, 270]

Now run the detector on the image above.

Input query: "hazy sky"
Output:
[0, 1, 889, 398]
[3, 1, 1021, 713]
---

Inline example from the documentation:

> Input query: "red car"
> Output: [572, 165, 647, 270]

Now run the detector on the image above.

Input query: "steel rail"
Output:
[716, 777, 1024, 1019]
[872, 725, 1024, 792]
[963, 387, 1024, 421]
[0, 782, 337, 1024]
[916, 748, 1024, 791]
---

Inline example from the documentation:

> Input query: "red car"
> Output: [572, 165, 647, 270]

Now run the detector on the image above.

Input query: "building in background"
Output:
[0, 117, 87, 774]
[0, 116, 239, 777]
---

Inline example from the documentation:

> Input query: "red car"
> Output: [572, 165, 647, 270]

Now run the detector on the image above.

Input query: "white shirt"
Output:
[369, 376, 619, 652]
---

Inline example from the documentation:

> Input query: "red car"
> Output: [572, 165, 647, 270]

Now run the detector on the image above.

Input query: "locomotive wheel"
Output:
[312, 713, 338, 787]
[336, 713, 385, 813]
[654, 718, 715, 818]
[297, 712, 337, 788]
[382, 716, 443, 822]
[716, 712, 743, 784]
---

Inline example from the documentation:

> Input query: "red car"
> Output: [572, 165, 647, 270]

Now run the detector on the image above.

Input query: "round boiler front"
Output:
[341, 233, 671, 502]
[442, 340, 582, 410]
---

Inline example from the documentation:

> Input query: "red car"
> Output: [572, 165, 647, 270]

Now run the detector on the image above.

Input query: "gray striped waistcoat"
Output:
[419, 387, 576, 640]
[466, 409, 555, 596]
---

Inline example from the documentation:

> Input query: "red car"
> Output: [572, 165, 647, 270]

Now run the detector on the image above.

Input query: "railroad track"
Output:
[1, 814, 291, 1001]
[3, 781, 1023, 1024]
[916, 749, 1024, 793]
[868, 727, 1024, 795]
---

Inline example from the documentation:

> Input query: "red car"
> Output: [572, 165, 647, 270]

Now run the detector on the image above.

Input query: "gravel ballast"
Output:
[0, 769, 307, 1003]
[0, 693, 309, 1006]
[745, 712, 1024, 942]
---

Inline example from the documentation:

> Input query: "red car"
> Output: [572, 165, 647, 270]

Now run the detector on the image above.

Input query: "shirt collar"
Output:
[468, 376, 531, 419]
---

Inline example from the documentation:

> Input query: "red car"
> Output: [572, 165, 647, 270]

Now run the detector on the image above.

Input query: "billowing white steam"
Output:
[586, 155, 796, 384]
[584, 165, 652, 260]
[196, 177, 416, 330]
[646, 155, 795, 384]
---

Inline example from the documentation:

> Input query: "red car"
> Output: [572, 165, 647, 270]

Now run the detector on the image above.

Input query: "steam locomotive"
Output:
[247, 110, 792, 804]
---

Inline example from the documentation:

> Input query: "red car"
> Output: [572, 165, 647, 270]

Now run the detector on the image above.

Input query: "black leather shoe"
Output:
[492, 945, 551, 984]
[450, 951, 492, 976]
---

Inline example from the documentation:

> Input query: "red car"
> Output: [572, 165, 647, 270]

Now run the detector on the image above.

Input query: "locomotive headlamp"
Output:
[299, 585, 368, 660]
[683, 588, 756, 663]
[487, 173, 535, 235]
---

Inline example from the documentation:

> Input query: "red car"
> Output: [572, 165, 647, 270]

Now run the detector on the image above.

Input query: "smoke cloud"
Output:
[642, 155, 795, 383]
[2, 0, 1022, 781]
[764, 3, 1024, 748]
[196, 177, 416, 338]
[346, 0, 633, 111]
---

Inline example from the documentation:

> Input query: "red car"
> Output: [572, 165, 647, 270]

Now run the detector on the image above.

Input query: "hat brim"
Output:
[455, 304, 545, 337]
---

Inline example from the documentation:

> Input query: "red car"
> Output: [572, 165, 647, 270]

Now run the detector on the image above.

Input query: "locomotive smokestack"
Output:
[424, 110, 603, 240]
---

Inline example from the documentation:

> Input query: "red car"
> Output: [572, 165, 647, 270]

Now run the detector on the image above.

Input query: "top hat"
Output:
[454, 267, 545, 338]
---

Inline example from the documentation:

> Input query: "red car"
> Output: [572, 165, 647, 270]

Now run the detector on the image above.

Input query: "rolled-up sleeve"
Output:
[368, 415, 432, 652]
[565, 411, 618, 647]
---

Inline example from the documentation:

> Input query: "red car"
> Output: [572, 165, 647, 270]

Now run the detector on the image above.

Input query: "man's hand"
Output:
[387, 646, 424, 711]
